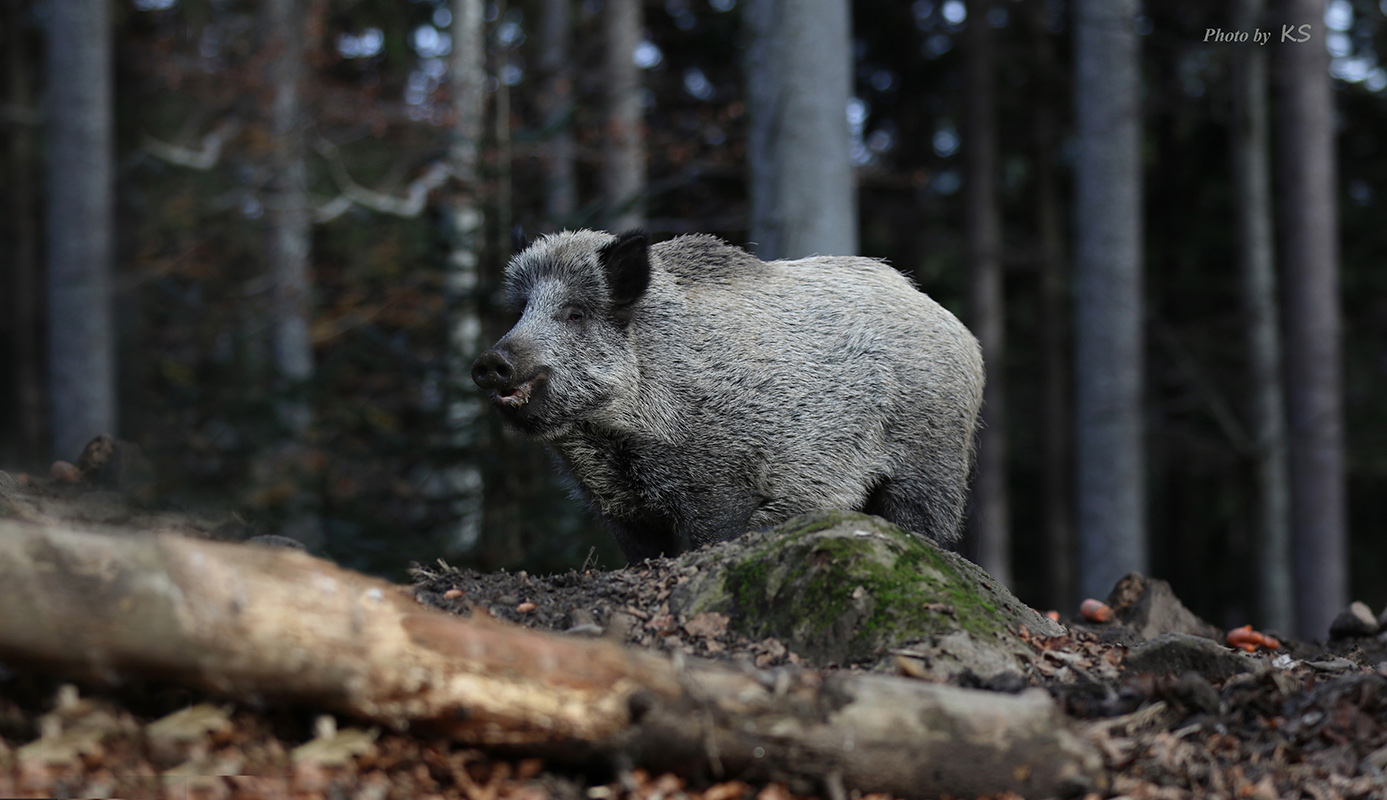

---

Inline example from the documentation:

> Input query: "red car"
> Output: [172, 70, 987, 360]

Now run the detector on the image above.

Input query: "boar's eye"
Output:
[564, 308, 586, 324]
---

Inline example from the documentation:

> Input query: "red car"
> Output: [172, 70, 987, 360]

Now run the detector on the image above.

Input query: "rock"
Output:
[1105, 573, 1223, 643]
[1124, 633, 1255, 680]
[606, 611, 640, 642]
[668, 510, 1062, 666]
[889, 630, 1029, 683]
[1329, 601, 1380, 639]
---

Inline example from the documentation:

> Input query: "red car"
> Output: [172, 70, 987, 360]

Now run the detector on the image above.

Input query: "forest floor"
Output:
[2, 455, 1387, 800]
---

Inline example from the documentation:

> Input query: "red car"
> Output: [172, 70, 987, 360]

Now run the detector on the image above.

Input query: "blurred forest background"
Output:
[2, 0, 1384, 639]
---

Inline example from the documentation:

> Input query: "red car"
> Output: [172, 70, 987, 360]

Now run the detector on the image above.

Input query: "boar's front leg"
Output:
[608, 507, 686, 564]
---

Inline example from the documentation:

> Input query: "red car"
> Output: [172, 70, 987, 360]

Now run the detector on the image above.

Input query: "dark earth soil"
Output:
[3, 454, 1387, 799]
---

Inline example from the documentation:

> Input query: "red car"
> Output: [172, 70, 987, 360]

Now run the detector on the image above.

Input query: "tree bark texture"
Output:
[45, 0, 116, 462]
[1072, 0, 1146, 602]
[603, 0, 645, 231]
[1232, 0, 1294, 634]
[6, 7, 44, 464]
[964, 0, 1010, 588]
[745, 0, 857, 260]
[540, 0, 578, 226]
[266, 0, 313, 400]
[1027, 0, 1073, 612]
[0, 520, 1104, 799]
[444, 0, 488, 552]
[264, 0, 322, 549]
[1273, 0, 1345, 640]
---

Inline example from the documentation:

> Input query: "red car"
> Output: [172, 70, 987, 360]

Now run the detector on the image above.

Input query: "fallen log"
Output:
[0, 519, 1104, 798]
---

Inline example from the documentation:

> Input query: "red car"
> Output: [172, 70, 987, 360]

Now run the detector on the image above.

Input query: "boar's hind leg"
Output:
[862, 472, 966, 545]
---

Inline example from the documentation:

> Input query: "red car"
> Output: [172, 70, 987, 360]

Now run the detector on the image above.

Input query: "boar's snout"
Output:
[471, 347, 515, 390]
[472, 347, 546, 409]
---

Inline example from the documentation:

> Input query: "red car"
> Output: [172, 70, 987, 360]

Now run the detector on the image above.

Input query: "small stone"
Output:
[1124, 633, 1254, 680]
[606, 612, 640, 642]
[50, 461, 82, 484]
[442, 588, 464, 600]
[1328, 601, 1379, 639]
[516, 601, 537, 613]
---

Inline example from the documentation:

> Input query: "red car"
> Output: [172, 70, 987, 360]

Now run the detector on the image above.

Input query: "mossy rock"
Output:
[669, 511, 1062, 668]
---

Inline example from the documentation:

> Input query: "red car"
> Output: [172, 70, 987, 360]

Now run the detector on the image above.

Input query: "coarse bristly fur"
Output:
[471, 229, 985, 563]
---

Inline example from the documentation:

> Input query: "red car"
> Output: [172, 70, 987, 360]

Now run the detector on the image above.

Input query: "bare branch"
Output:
[315, 137, 451, 220]
[140, 120, 241, 171]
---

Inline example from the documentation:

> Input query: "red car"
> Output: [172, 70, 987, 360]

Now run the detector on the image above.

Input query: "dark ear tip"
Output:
[511, 225, 532, 253]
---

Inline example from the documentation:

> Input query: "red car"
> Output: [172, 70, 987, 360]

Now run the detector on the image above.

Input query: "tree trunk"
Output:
[603, 0, 645, 231]
[1072, 0, 1146, 602]
[1273, 0, 1345, 640]
[539, 0, 578, 226]
[1232, 0, 1293, 634]
[963, 0, 1009, 587]
[0, 519, 1103, 800]
[745, 0, 857, 260]
[45, 0, 116, 462]
[1030, 0, 1073, 613]
[265, 0, 322, 549]
[443, 0, 488, 553]
[267, 0, 313, 421]
[5, 7, 44, 465]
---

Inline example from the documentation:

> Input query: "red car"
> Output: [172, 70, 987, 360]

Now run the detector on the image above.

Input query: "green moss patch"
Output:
[673, 511, 1059, 666]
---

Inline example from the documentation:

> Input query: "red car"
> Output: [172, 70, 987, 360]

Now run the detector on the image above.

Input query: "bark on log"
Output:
[0, 519, 1103, 798]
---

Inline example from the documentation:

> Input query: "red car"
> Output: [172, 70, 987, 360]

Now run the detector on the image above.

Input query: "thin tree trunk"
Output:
[45, 0, 116, 462]
[6, 9, 44, 464]
[745, 0, 857, 260]
[1274, 0, 1345, 639]
[964, 0, 1009, 586]
[1072, 0, 1146, 602]
[444, 0, 488, 552]
[265, 0, 322, 548]
[539, 0, 577, 226]
[603, 0, 645, 231]
[267, 0, 313, 418]
[1232, 0, 1293, 634]
[1030, 0, 1072, 612]
[493, 0, 513, 247]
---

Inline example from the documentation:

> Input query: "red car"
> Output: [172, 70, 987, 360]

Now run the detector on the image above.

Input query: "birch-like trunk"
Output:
[444, 0, 488, 551]
[745, 0, 857, 260]
[267, 0, 313, 425]
[1073, 0, 1146, 602]
[45, 0, 116, 461]
[265, 0, 322, 549]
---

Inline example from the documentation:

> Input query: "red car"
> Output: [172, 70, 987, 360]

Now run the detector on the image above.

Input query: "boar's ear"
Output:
[511, 225, 532, 253]
[597, 230, 651, 313]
